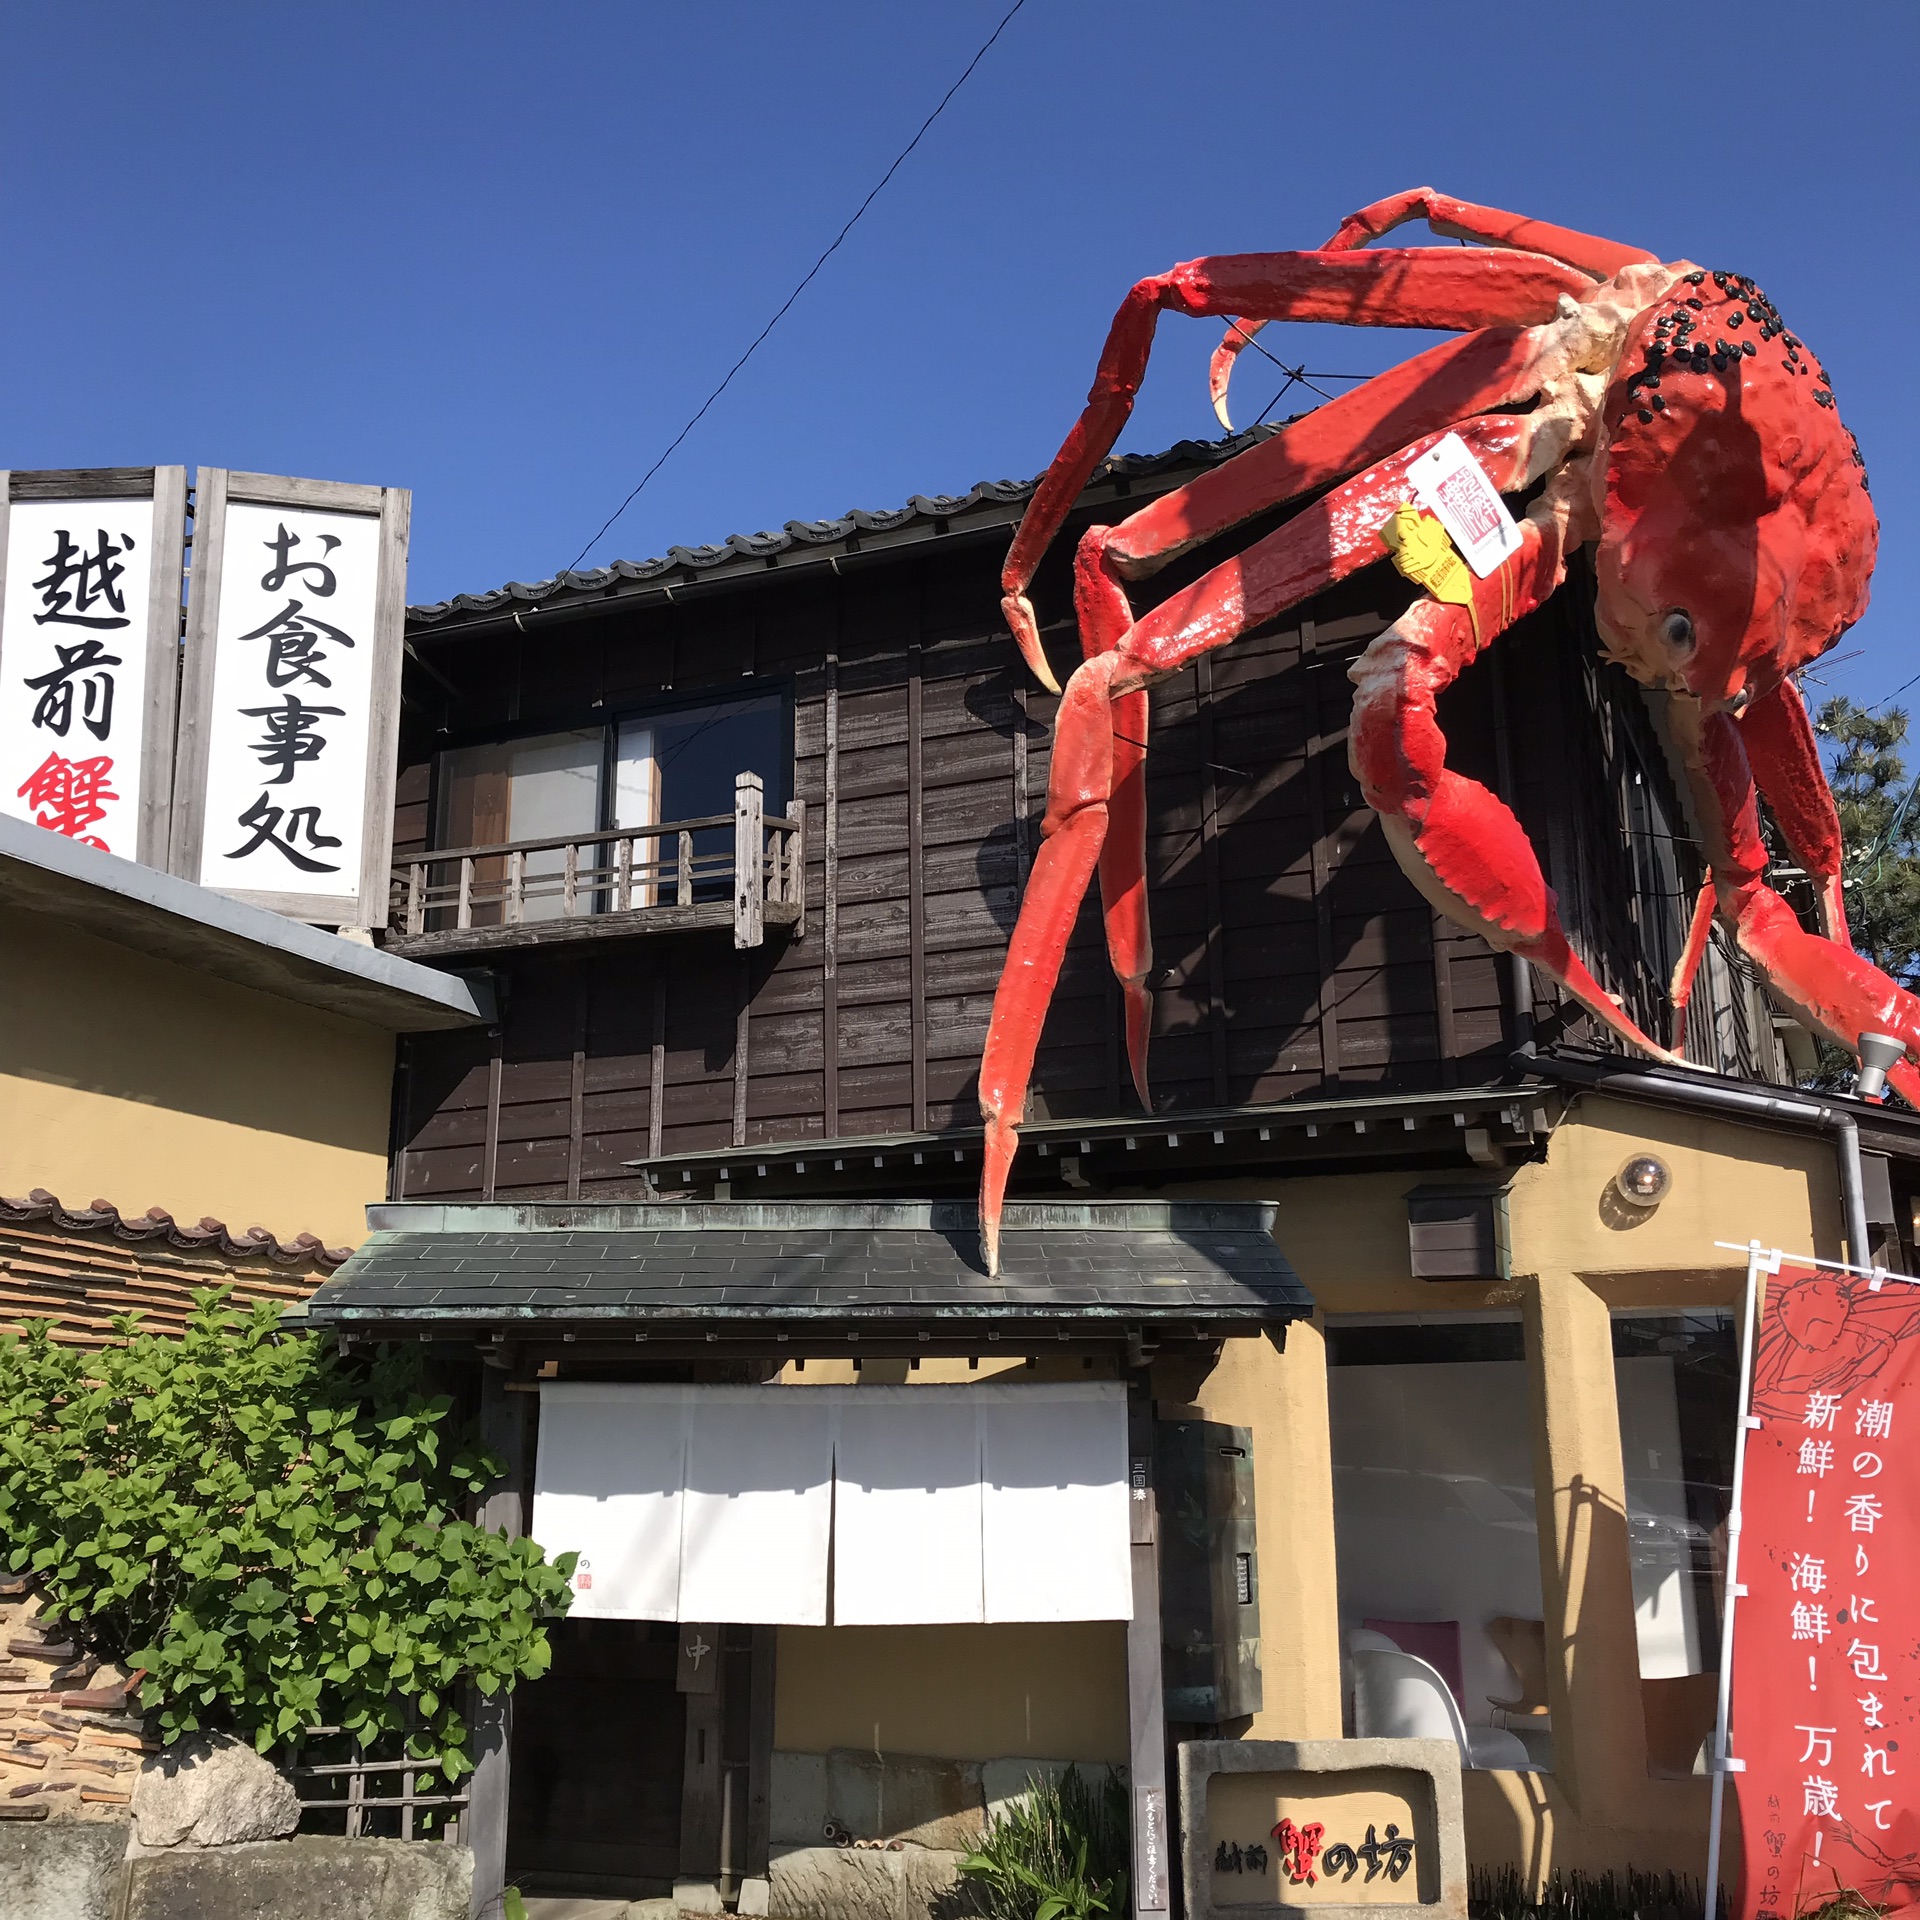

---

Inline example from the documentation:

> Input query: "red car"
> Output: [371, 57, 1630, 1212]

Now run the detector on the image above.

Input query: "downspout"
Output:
[1525, 1056, 1875, 1271]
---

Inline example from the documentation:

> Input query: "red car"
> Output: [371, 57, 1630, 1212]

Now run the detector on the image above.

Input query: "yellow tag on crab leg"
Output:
[1378, 502, 1481, 646]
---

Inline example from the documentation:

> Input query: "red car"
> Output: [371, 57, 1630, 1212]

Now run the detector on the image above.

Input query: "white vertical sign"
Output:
[1406, 431, 1524, 577]
[0, 473, 186, 865]
[172, 472, 409, 925]
[197, 503, 382, 901]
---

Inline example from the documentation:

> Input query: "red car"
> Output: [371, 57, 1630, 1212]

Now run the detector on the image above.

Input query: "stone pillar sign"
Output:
[1178, 1740, 1466, 1920]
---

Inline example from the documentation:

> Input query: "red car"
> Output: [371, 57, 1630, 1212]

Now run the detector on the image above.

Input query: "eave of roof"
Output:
[405, 428, 1282, 635]
[618, 1084, 1563, 1197]
[0, 814, 492, 1033]
[1535, 1047, 1920, 1160]
[301, 1198, 1311, 1331]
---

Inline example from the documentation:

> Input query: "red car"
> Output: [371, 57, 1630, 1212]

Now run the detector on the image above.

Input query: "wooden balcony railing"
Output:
[385, 771, 804, 957]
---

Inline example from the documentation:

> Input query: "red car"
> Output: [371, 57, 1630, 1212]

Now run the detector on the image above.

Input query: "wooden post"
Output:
[1127, 1383, 1171, 1917]
[467, 1368, 529, 1918]
[907, 642, 927, 1131]
[733, 771, 765, 950]
[678, 829, 694, 907]
[786, 800, 806, 936]
[680, 1622, 725, 1884]
[745, 1626, 777, 1878]
[823, 654, 840, 1136]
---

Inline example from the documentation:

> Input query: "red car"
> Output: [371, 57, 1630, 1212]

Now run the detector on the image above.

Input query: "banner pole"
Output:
[1706, 1241, 1776, 1920]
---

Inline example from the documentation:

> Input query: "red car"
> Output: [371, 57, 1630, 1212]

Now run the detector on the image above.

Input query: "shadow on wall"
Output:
[0, 907, 393, 1158]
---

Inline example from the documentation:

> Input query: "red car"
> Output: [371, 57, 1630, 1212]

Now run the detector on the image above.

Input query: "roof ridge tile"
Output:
[409, 427, 1282, 626]
[0, 1190, 351, 1269]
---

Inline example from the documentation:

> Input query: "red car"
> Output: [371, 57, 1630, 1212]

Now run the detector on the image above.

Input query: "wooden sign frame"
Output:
[170, 469, 410, 926]
[0, 466, 189, 868]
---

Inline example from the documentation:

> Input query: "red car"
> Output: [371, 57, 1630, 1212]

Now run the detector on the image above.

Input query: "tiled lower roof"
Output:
[304, 1199, 1308, 1326]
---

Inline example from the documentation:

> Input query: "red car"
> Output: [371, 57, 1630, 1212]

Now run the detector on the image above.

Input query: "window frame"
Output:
[424, 682, 794, 857]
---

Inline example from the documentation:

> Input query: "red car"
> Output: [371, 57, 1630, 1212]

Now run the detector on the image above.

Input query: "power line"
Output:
[565, 0, 1029, 573]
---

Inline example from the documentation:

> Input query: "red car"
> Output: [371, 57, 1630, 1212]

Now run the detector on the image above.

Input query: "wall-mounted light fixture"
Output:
[1614, 1154, 1672, 1209]
[1855, 1032, 1906, 1103]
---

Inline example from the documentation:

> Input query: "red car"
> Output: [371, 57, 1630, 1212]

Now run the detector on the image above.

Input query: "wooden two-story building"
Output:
[306, 428, 1920, 1917]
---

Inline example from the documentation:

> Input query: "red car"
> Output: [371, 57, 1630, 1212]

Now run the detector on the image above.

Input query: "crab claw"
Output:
[1208, 320, 1266, 431]
[1001, 592, 1062, 694]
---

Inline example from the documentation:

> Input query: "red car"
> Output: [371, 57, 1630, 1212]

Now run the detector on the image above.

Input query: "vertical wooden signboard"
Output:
[0, 467, 188, 866]
[170, 470, 409, 926]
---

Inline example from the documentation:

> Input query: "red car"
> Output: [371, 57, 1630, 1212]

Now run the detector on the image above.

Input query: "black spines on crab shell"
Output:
[1610, 272, 1855, 470]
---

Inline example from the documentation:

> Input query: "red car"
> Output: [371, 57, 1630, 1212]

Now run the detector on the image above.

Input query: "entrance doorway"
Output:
[506, 1619, 769, 1904]
[507, 1619, 684, 1898]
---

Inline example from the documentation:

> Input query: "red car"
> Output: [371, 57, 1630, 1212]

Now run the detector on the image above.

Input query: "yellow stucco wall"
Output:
[0, 906, 394, 1249]
[775, 1622, 1129, 1764]
[1181, 1322, 1344, 1742]
[1152, 1092, 1843, 1885]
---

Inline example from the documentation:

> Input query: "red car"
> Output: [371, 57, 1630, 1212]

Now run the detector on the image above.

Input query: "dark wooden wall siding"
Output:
[391, 487, 1742, 1204]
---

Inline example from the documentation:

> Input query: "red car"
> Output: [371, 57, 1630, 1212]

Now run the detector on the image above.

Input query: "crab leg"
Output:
[1669, 881, 1718, 1054]
[1211, 189, 1656, 427]
[1348, 488, 1688, 1069]
[1670, 678, 1850, 1053]
[1072, 412, 1548, 1106]
[1672, 701, 1920, 1106]
[1740, 677, 1850, 941]
[1073, 527, 1154, 1105]
[1323, 188, 1659, 277]
[982, 424, 1568, 1272]
[1001, 246, 1594, 687]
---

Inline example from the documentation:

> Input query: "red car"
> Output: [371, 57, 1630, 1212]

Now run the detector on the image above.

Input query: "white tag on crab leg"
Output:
[1407, 431, 1524, 577]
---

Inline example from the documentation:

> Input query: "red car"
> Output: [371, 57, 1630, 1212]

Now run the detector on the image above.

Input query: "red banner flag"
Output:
[1733, 1264, 1920, 1918]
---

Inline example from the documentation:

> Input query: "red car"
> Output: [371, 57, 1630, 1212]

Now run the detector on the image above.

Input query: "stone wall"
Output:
[0, 1576, 152, 1826]
[0, 1827, 471, 1920]
[767, 1748, 1117, 1920]
[124, 1834, 471, 1919]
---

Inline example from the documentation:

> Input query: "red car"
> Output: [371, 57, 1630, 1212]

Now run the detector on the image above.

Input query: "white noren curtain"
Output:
[533, 1381, 1130, 1626]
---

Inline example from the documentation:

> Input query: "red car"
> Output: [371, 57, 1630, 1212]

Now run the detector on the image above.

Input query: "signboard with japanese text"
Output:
[1208, 1770, 1432, 1907]
[170, 470, 409, 926]
[0, 468, 187, 866]
[1733, 1264, 1920, 1919]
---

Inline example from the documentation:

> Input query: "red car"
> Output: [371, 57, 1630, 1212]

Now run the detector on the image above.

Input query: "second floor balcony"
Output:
[384, 771, 804, 959]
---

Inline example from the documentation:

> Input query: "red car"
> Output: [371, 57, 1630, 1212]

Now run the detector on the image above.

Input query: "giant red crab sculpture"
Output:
[976, 188, 1914, 1274]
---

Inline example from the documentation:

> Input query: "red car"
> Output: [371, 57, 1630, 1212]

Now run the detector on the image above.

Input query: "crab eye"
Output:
[1662, 610, 1696, 653]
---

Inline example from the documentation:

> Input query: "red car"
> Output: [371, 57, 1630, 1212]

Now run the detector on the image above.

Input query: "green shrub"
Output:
[959, 1766, 1129, 1920]
[0, 1292, 574, 1782]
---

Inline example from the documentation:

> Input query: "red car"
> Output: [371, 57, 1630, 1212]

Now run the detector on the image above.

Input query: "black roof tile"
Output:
[405, 430, 1282, 630]
[304, 1199, 1307, 1329]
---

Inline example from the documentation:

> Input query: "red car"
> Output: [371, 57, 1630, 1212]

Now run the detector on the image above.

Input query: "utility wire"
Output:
[565, 0, 1028, 573]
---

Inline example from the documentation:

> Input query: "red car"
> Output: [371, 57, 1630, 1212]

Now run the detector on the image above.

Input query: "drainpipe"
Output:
[1524, 1055, 1875, 1271]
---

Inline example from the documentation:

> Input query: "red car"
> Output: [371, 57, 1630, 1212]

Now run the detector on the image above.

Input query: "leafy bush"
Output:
[0, 1292, 574, 1782]
[959, 1766, 1129, 1920]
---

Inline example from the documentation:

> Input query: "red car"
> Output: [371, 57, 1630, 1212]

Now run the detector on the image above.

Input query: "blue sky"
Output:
[3, 1, 1914, 712]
